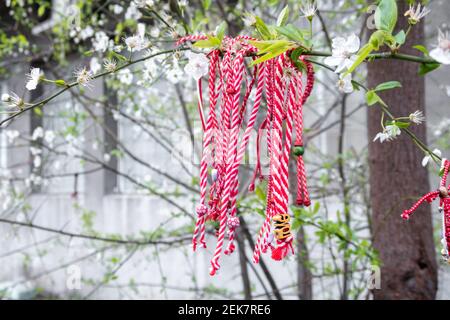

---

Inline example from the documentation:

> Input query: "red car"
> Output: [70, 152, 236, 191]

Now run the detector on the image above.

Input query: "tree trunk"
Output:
[367, 0, 437, 300]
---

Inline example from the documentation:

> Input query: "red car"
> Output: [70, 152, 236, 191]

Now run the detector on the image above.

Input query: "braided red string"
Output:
[401, 159, 450, 260]
[179, 35, 315, 274]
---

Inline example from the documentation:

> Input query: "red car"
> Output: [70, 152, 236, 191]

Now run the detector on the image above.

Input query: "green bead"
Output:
[293, 146, 305, 156]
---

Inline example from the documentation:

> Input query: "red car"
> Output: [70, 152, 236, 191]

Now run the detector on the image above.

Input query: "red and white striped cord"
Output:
[225, 62, 268, 255]
[181, 35, 316, 274]
[192, 50, 220, 250]
[209, 51, 245, 275]
[401, 159, 450, 220]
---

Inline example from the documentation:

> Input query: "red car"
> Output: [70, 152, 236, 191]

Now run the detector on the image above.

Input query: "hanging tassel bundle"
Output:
[401, 159, 450, 262]
[176, 35, 315, 275]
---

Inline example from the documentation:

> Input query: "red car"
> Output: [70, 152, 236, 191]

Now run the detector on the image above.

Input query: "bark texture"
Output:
[367, 1, 437, 300]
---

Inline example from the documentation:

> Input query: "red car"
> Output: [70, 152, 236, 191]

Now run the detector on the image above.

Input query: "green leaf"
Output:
[374, 81, 402, 92]
[374, 0, 398, 33]
[394, 30, 406, 45]
[276, 5, 290, 27]
[290, 47, 307, 72]
[413, 45, 429, 56]
[275, 24, 306, 42]
[251, 41, 295, 66]
[345, 43, 374, 74]
[215, 22, 227, 41]
[419, 62, 441, 76]
[110, 51, 128, 61]
[366, 90, 381, 106]
[369, 30, 386, 50]
[193, 36, 221, 48]
[38, 5, 46, 17]
[254, 16, 272, 40]
[393, 121, 410, 129]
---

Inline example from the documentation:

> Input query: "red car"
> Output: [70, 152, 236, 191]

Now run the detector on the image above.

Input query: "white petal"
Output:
[324, 56, 343, 67]
[26, 80, 38, 91]
[430, 48, 450, 65]
[334, 60, 348, 73]
[331, 37, 346, 50]
[433, 149, 442, 157]
[422, 156, 430, 167]
[346, 34, 360, 53]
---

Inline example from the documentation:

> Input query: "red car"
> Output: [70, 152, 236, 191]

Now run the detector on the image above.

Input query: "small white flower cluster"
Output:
[30, 127, 56, 169]
[373, 122, 401, 143]
[324, 34, 360, 94]
[373, 111, 425, 144]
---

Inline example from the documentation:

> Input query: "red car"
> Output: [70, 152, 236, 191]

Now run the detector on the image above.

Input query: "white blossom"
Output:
[33, 155, 42, 168]
[32, 126, 44, 140]
[134, 0, 154, 8]
[430, 29, 450, 65]
[117, 68, 134, 85]
[90, 57, 101, 74]
[74, 67, 93, 87]
[103, 58, 117, 73]
[125, 3, 143, 20]
[373, 123, 401, 143]
[337, 73, 353, 93]
[166, 63, 184, 84]
[112, 4, 123, 14]
[422, 149, 442, 167]
[92, 31, 110, 52]
[26, 67, 42, 91]
[44, 130, 55, 146]
[373, 132, 392, 143]
[184, 51, 209, 81]
[324, 34, 360, 73]
[125, 34, 148, 52]
[5, 130, 19, 144]
[404, 4, 430, 25]
[104, 153, 111, 163]
[300, 0, 317, 19]
[409, 110, 425, 125]
[385, 123, 401, 138]
[79, 26, 94, 40]
[5, 92, 24, 109]
[30, 146, 41, 156]
[1, 93, 11, 102]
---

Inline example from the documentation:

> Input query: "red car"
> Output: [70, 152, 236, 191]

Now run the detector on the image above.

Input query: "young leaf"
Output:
[255, 16, 272, 40]
[374, 0, 398, 33]
[275, 25, 303, 42]
[393, 121, 410, 129]
[413, 45, 429, 56]
[277, 5, 290, 27]
[366, 90, 381, 106]
[251, 44, 294, 66]
[394, 30, 406, 45]
[193, 36, 221, 48]
[215, 22, 227, 41]
[374, 81, 402, 92]
[419, 62, 441, 76]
